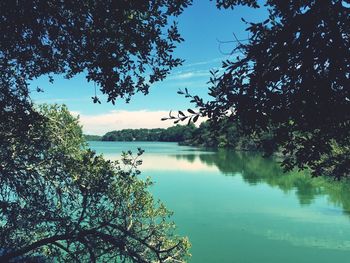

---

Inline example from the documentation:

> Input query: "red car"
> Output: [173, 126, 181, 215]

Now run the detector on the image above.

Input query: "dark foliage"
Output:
[176, 0, 350, 178]
[0, 0, 191, 104]
[180, 119, 272, 152]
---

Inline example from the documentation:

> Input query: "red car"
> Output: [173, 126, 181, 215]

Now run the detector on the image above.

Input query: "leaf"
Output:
[187, 117, 192, 126]
[177, 89, 184, 95]
[193, 115, 199, 123]
[187, 109, 196, 114]
[178, 111, 185, 117]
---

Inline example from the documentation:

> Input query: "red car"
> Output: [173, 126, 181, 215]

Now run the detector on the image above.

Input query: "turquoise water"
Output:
[89, 141, 350, 263]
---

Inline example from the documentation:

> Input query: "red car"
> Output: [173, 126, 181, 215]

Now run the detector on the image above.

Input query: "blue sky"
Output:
[30, 1, 267, 134]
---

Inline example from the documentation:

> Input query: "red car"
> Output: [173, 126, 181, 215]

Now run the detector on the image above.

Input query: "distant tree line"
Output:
[100, 125, 197, 142]
[96, 120, 274, 153]
[180, 120, 276, 154]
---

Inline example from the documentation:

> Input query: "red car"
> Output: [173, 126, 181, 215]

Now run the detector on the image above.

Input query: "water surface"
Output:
[89, 141, 350, 263]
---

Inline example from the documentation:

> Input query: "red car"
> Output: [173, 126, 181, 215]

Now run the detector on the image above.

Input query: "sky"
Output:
[30, 1, 267, 135]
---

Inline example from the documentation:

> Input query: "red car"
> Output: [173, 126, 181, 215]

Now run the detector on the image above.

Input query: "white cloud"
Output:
[173, 72, 195, 79]
[168, 70, 211, 81]
[182, 57, 223, 68]
[168, 66, 226, 83]
[73, 110, 178, 135]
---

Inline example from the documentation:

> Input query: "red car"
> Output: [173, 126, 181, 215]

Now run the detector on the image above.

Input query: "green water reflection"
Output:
[174, 149, 350, 214]
[89, 141, 350, 263]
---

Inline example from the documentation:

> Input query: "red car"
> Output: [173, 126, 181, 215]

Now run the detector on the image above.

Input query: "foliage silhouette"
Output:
[0, 0, 191, 104]
[171, 0, 350, 178]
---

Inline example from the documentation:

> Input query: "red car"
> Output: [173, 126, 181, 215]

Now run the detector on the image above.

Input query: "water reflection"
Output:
[89, 142, 350, 262]
[173, 149, 350, 216]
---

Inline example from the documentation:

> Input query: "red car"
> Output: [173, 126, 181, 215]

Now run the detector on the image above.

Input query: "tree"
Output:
[0, 3, 193, 260]
[0, 104, 190, 262]
[174, 0, 350, 178]
[0, 0, 191, 104]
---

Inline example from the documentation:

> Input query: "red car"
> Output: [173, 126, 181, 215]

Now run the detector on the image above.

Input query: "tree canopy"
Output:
[1, 1, 193, 261]
[0, 0, 191, 103]
[173, 0, 350, 178]
[0, 104, 190, 262]
[0, 0, 193, 191]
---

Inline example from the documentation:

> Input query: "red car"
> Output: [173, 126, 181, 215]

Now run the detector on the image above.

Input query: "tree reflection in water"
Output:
[174, 150, 350, 216]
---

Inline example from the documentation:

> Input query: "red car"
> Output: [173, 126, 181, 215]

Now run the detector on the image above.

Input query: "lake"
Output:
[89, 141, 350, 263]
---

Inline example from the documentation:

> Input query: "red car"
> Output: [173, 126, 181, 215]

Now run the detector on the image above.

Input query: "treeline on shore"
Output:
[95, 125, 196, 142]
[84, 121, 271, 152]
[84, 119, 348, 178]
